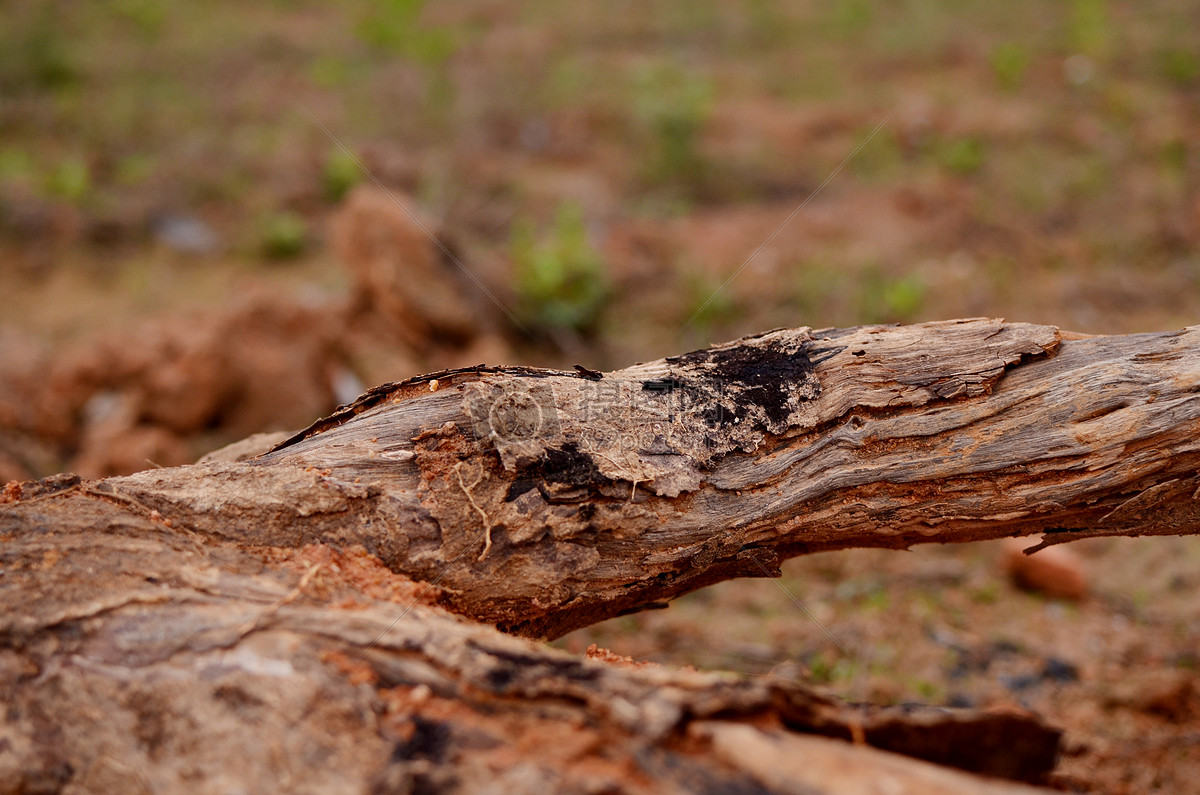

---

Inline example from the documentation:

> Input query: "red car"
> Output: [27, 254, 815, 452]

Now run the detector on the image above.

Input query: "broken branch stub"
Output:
[78, 318, 1200, 639]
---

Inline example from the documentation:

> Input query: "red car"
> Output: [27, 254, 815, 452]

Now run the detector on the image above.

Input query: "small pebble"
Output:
[1001, 538, 1088, 600]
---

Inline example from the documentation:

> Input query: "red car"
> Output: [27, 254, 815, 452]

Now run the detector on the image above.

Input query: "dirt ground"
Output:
[2, 1, 1198, 791]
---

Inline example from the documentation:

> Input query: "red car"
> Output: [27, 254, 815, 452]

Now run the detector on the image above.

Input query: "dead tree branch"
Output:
[45, 318, 1198, 638]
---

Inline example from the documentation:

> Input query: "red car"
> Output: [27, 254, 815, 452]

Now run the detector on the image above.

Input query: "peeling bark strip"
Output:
[37, 317, 1194, 640]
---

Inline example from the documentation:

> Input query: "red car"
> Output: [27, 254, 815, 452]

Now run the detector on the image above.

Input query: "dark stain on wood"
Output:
[668, 338, 821, 429]
[522, 442, 610, 489]
[641, 377, 690, 393]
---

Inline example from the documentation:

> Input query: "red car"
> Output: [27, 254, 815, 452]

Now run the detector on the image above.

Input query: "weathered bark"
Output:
[2, 318, 1198, 793]
[32, 317, 1196, 639]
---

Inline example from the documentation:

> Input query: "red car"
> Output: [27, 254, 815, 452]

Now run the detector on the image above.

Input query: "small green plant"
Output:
[631, 61, 713, 193]
[114, 153, 157, 186]
[971, 583, 1001, 604]
[309, 55, 350, 89]
[1160, 140, 1188, 179]
[850, 128, 904, 182]
[355, 0, 458, 66]
[353, 0, 459, 133]
[682, 270, 738, 334]
[908, 677, 945, 702]
[858, 267, 926, 324]
[114, 0, 167, 38]
[828, 0, 873, 38]
[806, 653, 858, 685]
[259, 210, 307, 260]
[1158, 48, 1200, 88]
[0, 148, 36, 185]
[936, 136, 985, 176]
[860, 587, 890, 612]
[1, 9, 79, 90]
[511, 202, 610, 332]
[1067, 0, 1110, 58]
[323, 147, 361, 202]
[44, 155, 91, 202]
[990, 43, 1030, 91]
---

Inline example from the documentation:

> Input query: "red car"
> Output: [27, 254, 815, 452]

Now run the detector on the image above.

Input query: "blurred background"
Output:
[1, 1, 1198, 791]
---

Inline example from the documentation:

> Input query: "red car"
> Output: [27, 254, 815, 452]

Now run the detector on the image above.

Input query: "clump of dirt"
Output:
[333, 187, 487, 352]
[0, 294, 345, 479]
[1002, 537, 1088, 601]
[0, 187, 511, 482]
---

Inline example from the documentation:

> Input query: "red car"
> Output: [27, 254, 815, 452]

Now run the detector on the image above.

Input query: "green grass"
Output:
[859, 587, 891, 613]
[511, 202, 610, 333]
[1157, 47, 1200, 87]
[806, 653, 859, 686]
[114, 153, 158, 187]
[322, 147, 362, 203]
[354, 0, 458, 66]
[935, 136, 986, 177]
[681, 270, 739, 336]
[112, 0, 168, 38]
[630, 59, 714, 197]
[1066, 0, 1112, 58]
[849, 128, 906, 183]
[0, 148, 36, 185]
[990, 43, 1030, 91]
[907, 677, 945, 702]
[0, 6, 81, 91]
[44, 155, 91, 203]
[788, 260, 926, 327]
[259, 210, 307, 260]
[971, 583, 1001, 604]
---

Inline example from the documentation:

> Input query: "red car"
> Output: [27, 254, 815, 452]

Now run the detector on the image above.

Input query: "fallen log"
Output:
[2, 318, 1198, 793]
[50, 317, 1200, 638]
[0, 519, 1057, 793]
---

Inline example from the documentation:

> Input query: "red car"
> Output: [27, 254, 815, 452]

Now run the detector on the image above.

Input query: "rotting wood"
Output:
[3, 317, 1199, 793]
